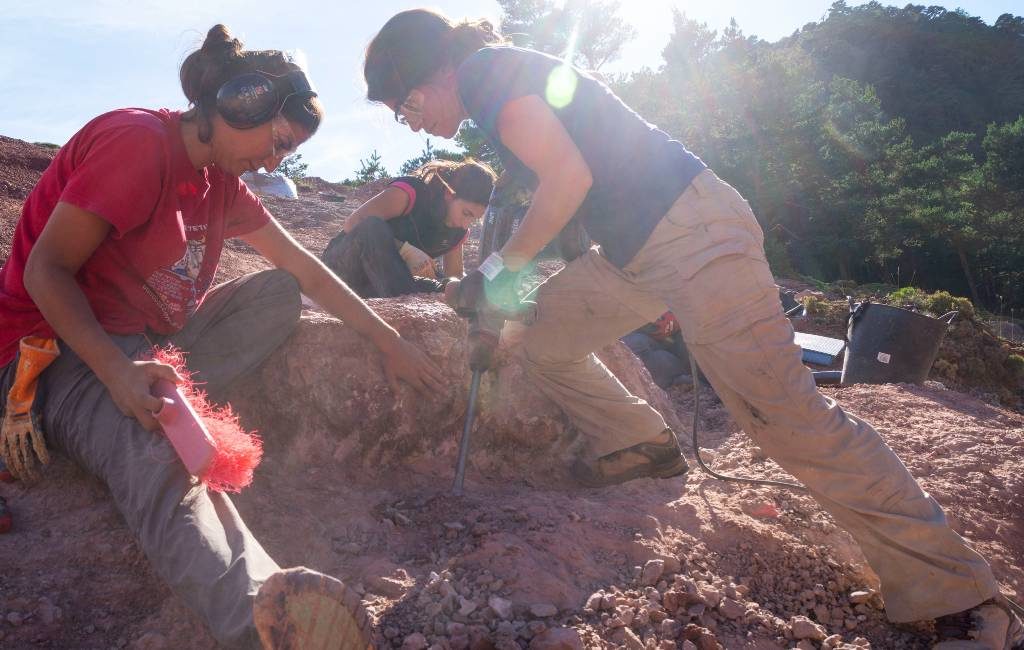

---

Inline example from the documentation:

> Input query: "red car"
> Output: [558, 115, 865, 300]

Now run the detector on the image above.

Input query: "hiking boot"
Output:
[934, 596, 1024, 649]
[571, 428, 689, 488]
[254, 567, 373, 650]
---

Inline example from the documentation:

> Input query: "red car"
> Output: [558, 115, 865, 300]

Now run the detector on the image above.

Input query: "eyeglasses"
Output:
[271, 115, 298, 159]
[393, 93, 423, 129]
[385, 49, 422, 129]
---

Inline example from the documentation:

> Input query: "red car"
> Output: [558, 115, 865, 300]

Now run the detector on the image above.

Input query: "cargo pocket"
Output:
[667, 253, 781, 345]
[662, 181, 765, 282]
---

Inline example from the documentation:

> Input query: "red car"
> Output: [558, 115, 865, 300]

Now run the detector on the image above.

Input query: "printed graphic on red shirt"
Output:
[0, 108, 272, 366]
[143, 216, 219, 329]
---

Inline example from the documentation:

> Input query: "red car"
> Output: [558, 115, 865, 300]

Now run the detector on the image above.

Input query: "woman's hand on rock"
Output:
[381, 338, 445, 397]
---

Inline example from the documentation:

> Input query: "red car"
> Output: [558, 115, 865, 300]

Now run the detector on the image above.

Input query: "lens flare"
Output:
[546, 65, 579, 109]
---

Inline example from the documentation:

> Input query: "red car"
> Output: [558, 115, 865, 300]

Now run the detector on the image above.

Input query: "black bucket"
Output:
[840, 300, 957, 385]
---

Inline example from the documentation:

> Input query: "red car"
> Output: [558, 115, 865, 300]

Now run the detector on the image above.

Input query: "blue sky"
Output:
[1, 1, 1018, 182]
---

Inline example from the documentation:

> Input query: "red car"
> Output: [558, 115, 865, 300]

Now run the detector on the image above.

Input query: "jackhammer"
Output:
[451, 301, 536, 496]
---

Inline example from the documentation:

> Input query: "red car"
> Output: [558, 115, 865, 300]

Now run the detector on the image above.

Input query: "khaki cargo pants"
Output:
[519, 169, 999, 622]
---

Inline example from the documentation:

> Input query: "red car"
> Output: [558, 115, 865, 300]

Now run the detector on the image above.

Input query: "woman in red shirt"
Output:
[0, 25, 437, 649]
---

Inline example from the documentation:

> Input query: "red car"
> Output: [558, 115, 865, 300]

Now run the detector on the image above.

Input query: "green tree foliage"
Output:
[794, 2, 1024, 148]
[276, 154, 309, 180]
[355, 150, 389, 183]
[613, 3, 1024, 310]
[498, 0, 636, 69]
[399, 139, 466, 175]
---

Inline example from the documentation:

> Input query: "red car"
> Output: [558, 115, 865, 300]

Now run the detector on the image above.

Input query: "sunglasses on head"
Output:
[216, 69, 317, 130]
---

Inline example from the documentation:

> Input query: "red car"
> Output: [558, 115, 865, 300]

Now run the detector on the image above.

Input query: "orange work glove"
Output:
[1, 337, 60, 481]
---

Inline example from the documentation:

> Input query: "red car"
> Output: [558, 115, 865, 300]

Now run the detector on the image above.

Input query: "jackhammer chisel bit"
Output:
[452, 369, 482, 496]
[451, 303, 536, 496]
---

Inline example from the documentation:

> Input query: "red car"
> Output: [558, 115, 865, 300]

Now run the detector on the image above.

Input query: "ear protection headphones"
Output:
[215, 69, 317, 129]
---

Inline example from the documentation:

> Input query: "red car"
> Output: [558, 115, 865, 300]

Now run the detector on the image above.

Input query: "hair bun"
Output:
[201, 24, 243, 59]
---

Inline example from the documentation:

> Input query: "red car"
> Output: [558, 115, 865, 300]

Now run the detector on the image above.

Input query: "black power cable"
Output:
[686, 346, 1024, 623]
[686, 349, 806, 491]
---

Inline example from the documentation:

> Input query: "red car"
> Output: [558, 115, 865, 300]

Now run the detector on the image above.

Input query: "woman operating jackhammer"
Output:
[360, 9, 1022, 649]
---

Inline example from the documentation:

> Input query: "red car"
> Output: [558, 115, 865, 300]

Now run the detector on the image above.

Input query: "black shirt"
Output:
[457, 46, 707, 268]
[386, 176, 468, 259]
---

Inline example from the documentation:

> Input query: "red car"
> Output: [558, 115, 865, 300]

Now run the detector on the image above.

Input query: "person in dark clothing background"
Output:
[321, 159, 495, 297]
[621, 311, 697, 390]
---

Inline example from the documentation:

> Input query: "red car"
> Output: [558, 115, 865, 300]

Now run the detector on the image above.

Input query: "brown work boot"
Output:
[934, 596, 1024, 649]
[254, 567, 373, 650]
[571, 428, 689, 488]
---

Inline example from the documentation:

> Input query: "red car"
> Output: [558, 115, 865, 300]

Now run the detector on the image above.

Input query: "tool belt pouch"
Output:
[0, 337, 60, 482]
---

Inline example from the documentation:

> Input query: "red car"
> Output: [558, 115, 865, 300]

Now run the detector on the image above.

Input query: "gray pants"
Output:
[1, 270, 301, 648]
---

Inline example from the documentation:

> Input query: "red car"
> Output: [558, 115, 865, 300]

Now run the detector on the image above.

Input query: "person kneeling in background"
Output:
[322, 159, 495, 297]
[621, 311, 701, 390]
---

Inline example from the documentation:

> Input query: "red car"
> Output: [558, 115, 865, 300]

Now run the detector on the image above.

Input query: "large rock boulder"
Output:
[223, 295, 680, 474]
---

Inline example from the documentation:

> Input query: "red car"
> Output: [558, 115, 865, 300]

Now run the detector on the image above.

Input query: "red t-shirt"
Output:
[0, 108, 272, 366]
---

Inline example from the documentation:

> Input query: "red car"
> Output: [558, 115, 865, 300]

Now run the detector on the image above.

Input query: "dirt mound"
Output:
[3, 373, 1022, 649]
[2, 135, 1023, 649]
[221, 297, 681, 473]
[0, 137, 57, 261]
[0, 136, 55, 200]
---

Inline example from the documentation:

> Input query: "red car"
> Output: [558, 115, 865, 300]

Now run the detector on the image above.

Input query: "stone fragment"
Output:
[642, 559, 666, 586]
[601, 593, 618, 610]
[790, 615, 827, 641]
[698, 585, 722, 608]
[814, 603, 831, 625]
[401, 632, 429, 650]
[622, 627, 644, 650]
[459, 597, 478, 616]
[489, 596, 513, 620]
[848, 590, 873, 605]
[660, 618, 681, 637]
[530, 603, 558, 618]
[662, 590, 687, 613]
[661, 556, 682, 574]
[717, 597, 745, 620]
[528, 627, 584, 650]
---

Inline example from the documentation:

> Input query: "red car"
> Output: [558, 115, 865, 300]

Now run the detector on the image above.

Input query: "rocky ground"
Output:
[1, 136, 1023, 650]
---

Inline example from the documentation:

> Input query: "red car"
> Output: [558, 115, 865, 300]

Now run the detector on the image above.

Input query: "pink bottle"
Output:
[152, 379, 217, 477]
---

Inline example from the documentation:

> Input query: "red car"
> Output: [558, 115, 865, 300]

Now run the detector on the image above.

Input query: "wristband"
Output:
[478, 252, 505, 281]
